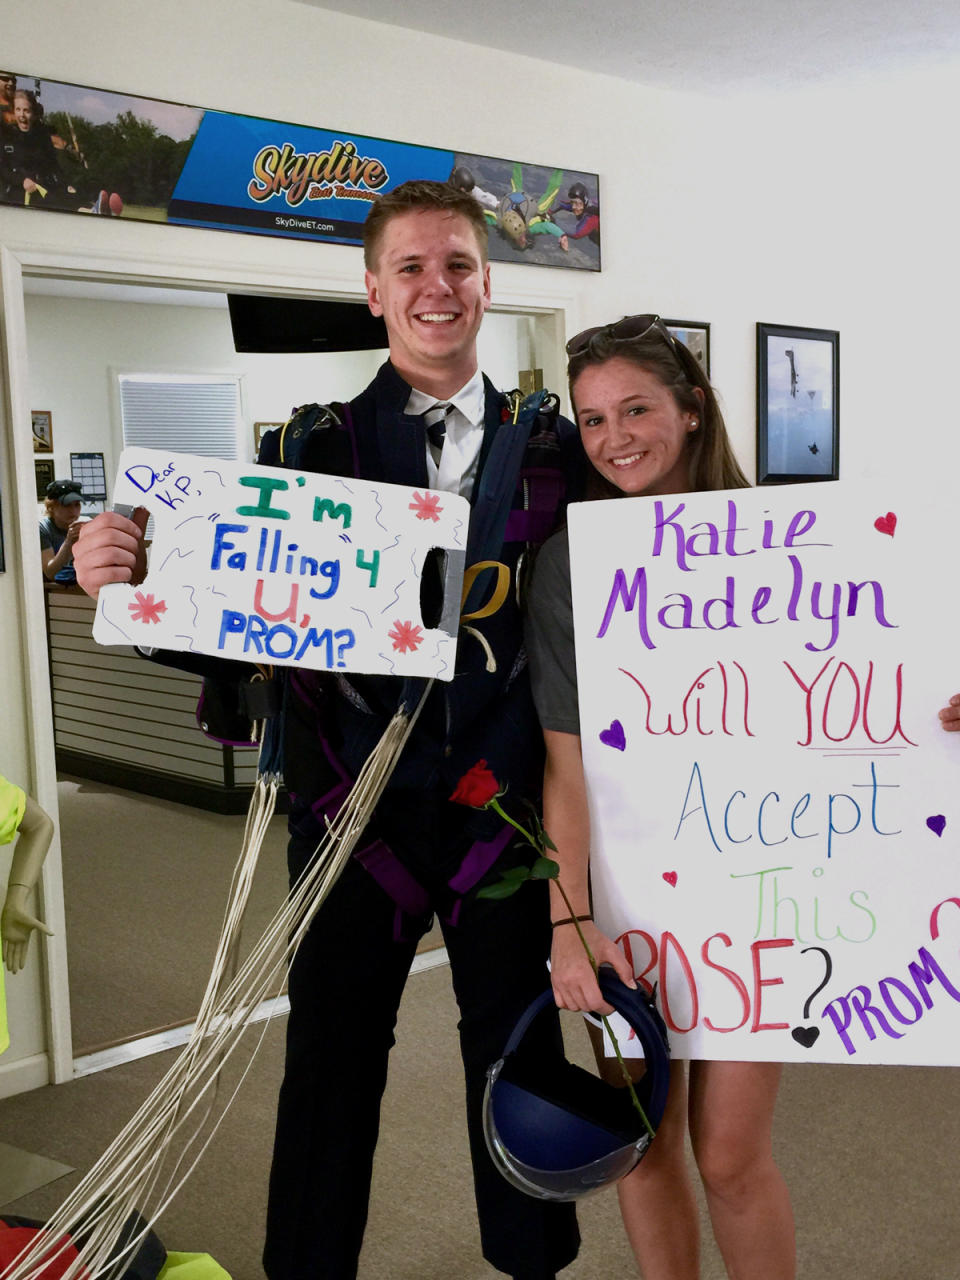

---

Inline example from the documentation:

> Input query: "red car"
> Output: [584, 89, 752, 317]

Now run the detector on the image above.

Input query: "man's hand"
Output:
[64, 518, 87, 549]
[938, 694, 960, 731]
[74, 508, 149, 599]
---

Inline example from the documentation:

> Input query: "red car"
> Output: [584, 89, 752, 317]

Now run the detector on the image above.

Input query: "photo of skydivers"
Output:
[449, 163, 498, 212]
[450, 152, 600, 270]
[0, 79, 122, 214]
[557, 179, 600, 245]
[0, 71, 17, 126]
[490, 163, 570, 253]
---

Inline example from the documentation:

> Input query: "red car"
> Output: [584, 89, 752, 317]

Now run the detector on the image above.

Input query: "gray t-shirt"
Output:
[524, 527, 581, 735]
[39, 515, 67, 555]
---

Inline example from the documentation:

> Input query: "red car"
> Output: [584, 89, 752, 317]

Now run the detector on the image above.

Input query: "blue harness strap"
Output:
[463, 389, 551, 617]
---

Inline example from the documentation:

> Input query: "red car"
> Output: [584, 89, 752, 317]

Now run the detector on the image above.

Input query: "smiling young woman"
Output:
[523, 317, 802, 1280]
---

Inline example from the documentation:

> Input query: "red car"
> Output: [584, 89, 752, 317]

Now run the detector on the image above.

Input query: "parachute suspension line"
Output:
[4, 684, 433, 1280]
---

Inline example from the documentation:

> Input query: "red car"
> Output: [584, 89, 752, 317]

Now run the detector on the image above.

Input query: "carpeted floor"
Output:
[1, 780, 959, 1277]
[58, 775, 442, 1053]
[2, 964, 960, 1278]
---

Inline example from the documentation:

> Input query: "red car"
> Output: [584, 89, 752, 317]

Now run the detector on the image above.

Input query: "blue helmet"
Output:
[483, 968, 670, 1201]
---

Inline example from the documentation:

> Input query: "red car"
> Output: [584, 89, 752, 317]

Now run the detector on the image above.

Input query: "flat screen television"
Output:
[228, 294, 388, 353]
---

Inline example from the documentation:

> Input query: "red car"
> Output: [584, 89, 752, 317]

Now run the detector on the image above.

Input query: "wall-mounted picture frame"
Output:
[756, 323, 839, 484]
[32, 409, 54, 453]
[254, 422, 284, 451]
[663, 319, 710, 375]
[35, 458, 56, 500]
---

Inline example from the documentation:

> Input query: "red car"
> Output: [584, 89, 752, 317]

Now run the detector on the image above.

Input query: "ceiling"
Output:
[294, 0, 960, 93]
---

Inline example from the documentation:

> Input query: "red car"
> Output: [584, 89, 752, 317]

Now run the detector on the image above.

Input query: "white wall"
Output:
[24, 294, 526, 499]
[2, 0, 959, 1087]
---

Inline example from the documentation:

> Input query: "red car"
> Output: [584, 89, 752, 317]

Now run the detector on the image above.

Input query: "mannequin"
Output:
[0, 776, 53, 982]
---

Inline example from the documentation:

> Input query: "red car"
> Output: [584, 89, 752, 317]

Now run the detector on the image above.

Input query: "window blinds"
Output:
[118, 374, 242, 459]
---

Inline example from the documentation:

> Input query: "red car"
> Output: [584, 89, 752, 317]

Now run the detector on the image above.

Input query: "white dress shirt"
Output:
[405, 368, 486, 500]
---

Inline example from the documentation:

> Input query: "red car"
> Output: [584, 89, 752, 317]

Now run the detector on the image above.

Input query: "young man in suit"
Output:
[74, 180, 580, 1280]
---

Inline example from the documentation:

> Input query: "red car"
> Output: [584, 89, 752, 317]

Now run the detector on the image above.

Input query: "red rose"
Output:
[450, 760, 500, 808]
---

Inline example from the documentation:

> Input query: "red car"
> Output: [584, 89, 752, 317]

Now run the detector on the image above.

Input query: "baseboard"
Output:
[0, 1053, 50, 1099]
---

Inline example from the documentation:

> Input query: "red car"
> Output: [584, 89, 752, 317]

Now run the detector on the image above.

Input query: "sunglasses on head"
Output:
[565, 314, 680, 358]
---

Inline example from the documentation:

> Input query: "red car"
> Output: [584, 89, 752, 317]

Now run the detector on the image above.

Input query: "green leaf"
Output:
[477, 879, 524, 900]
[502, 864, 533, 882]
[528, 856, 560, 880]
[540, 830, 558, 852]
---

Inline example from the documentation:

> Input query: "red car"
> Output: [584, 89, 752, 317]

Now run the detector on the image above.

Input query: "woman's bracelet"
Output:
[552, 914, 593, 928]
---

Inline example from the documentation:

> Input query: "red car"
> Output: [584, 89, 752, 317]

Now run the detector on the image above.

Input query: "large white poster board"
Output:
[93, 448, 468, 679]
[569, 482, 960, 1064]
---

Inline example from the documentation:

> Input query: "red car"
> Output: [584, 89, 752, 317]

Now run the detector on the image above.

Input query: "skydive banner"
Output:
[569, 481, 960, 1066]
[167, 112, 451, 242]
[0, 71, 601, 270]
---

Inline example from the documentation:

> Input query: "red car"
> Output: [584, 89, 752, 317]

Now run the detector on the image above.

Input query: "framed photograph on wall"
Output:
[663, 319, 710, 375]
[756, 323, 839, 484]
[35, 458, 56, 500]
[32, 409, 53, 453]
[254, 422, 284, 451]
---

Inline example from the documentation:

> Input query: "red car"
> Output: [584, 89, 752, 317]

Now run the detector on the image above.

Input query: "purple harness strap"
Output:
[354, 839, 432, 942]
[503, 467, 566, 545]
[354, 823, 516, 942]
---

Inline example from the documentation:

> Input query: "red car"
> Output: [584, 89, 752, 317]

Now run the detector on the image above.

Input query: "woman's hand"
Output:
[938, 694, 960, 731]
[550, 919, 636, 1014]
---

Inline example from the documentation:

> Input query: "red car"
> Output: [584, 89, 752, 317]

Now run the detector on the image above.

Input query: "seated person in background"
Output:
[40, 479, 86, 583]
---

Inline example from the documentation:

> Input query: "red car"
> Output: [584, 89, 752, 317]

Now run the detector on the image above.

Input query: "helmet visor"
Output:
[482, 1063, 651, 1202]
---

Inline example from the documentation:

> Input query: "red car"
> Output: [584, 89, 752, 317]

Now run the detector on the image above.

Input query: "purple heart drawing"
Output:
[927, 815, 947, 838]
[791, 1026, 819, 1049]
[599, 719, 626, 751]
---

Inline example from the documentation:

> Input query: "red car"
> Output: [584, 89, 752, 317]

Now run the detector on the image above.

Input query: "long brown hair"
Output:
[567, 324, 749, 499]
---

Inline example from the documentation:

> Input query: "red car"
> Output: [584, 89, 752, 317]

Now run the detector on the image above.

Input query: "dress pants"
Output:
[263, 835, 580, 1279]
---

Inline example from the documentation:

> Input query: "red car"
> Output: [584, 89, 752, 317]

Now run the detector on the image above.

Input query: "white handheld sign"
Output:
[93, 448, 468, 679]
[569, 481, 960, 1066]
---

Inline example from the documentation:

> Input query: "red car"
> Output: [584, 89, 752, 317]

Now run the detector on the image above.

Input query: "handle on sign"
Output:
[438, 549, 466, 639]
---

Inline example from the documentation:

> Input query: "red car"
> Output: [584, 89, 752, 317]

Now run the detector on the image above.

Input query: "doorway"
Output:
[4, 251, 570, 1078]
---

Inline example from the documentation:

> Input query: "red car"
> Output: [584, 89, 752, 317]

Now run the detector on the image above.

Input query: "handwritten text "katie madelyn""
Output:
[596, 500, 896, 655]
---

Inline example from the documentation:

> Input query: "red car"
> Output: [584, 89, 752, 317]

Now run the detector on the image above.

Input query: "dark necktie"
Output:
[424, 402, 453, 466]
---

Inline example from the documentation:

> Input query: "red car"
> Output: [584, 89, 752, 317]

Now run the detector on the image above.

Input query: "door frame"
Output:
[0, 237, 578, 1085]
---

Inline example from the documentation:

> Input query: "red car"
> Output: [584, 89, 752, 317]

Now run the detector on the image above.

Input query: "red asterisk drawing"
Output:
[128, 591, 167, 625]
[388, 619, 424, 654]
[409, 490, 443, 523]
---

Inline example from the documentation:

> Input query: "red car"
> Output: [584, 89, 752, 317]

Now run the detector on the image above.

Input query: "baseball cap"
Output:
[46, 480, 83, 504]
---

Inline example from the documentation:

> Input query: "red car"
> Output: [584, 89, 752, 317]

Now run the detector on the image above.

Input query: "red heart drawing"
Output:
[874, 512, 897, 537]
[662, 871, 678, 887]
